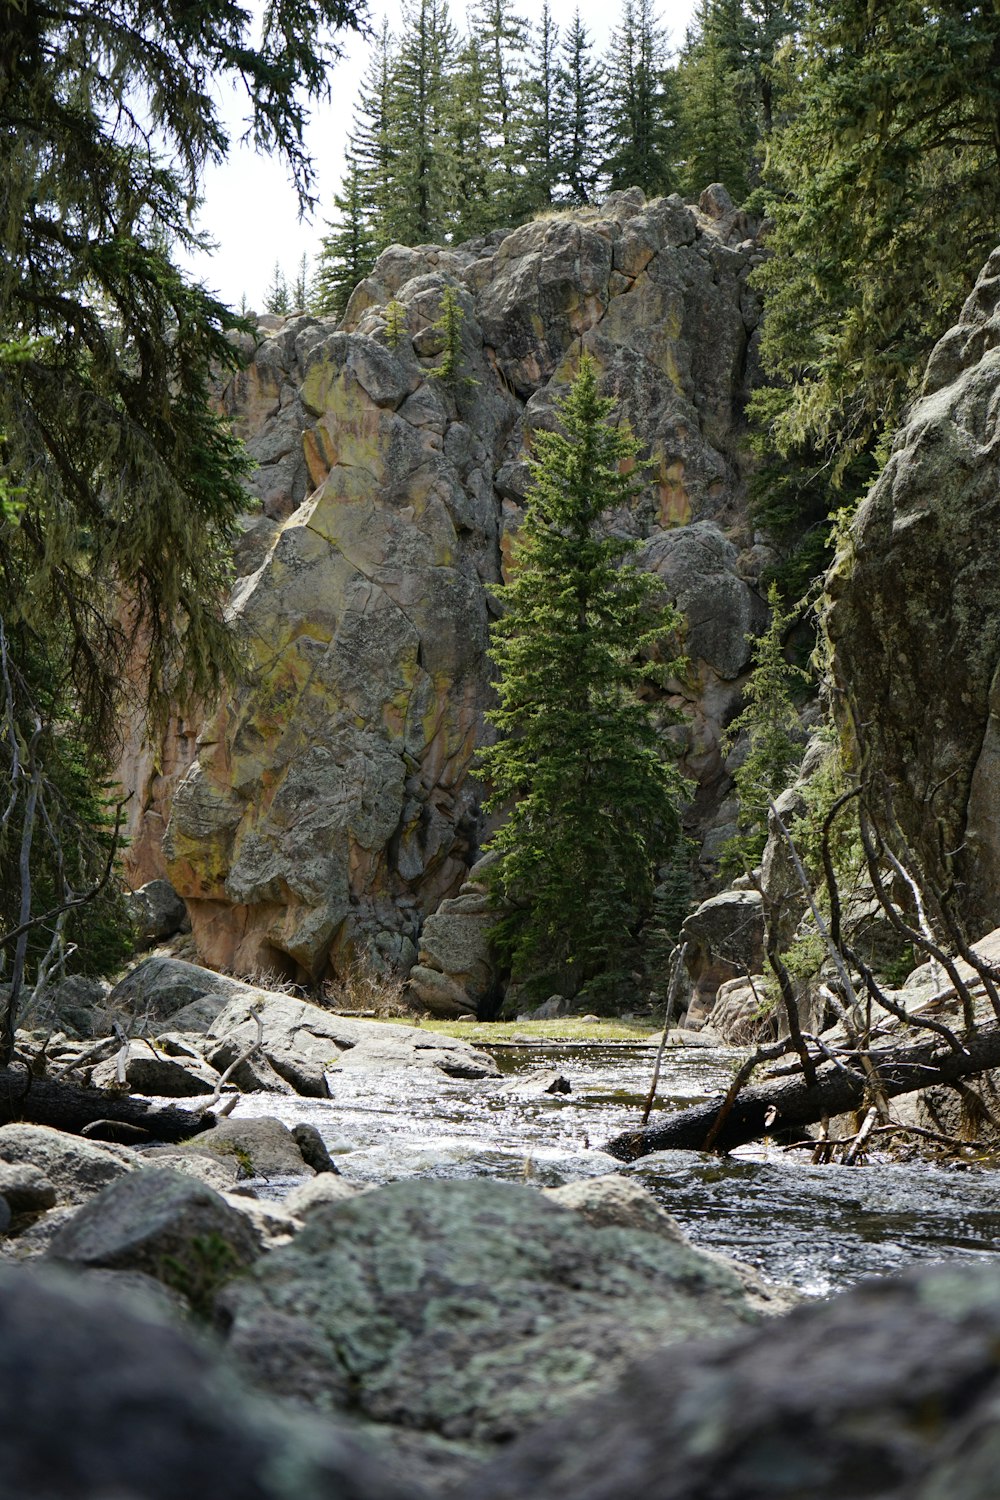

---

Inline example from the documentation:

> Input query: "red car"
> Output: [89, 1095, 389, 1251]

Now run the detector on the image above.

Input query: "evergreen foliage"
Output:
[471, 0, 531, 223]
[604, 0, 677, 197]
[313, 0, 790, 285]
[428, 286, 473, 389]
[314, 155, 376, 318]
[749, 0, 1000, 575]
[383, 0, 456, 246]
[519, 4, 562, 210]
[478, 356, 688, 998]
[553, 12, 607, 205]
[722, 584, 807, 870]
[264, 260, 292, 315]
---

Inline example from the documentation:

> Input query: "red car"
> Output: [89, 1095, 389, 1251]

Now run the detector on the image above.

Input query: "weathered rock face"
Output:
[825, 247, 1000, 935]
[219, 1175, 783, 1490]
[464, 1260, 1000, 1500]
[128, 190, 765, 982]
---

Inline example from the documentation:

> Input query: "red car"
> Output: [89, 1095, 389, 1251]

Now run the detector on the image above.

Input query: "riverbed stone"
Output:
[0, 1124, 140, 1207]
[47, 1168, 262, 1291]
[91, 1047, 221, 1097]
[682, 889, 766, 1024]
[543, 1175, 687, 1242]
[155, 1117, 316, 1181]
[0, 1164, 58, 1216]
[463, 1260, 1000, 1500]
[0, 1263, 417, 1500]
[219, 1175, 782, 1489]
[108, 957, 247, 1024]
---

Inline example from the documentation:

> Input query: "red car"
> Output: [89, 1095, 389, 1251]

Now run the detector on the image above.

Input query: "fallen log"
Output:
[604, 1019, 1000, 1159]
[0, 1068, 214, 1144]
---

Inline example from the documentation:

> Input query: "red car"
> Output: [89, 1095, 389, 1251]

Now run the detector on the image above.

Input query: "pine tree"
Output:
[603, 0, 678, 197]
[263, 260, 291, 315]
[349, 18, 396, 257]
[519, 3, 561, 211]
[471, 0, 531, 224]
[383, 0, 457, 246]
[674, 0, 753, 201]
[553, 11, 607, 204]
[478, 355, 688, 999]
[314, 153, 377, 318]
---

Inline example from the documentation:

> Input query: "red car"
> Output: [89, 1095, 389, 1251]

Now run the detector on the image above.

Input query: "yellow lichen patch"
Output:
[656, 459, 691, 526]
[303, 425, 337, 491]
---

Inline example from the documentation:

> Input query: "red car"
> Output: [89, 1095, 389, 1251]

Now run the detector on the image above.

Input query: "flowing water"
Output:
[228, 1038, 1000, 1298]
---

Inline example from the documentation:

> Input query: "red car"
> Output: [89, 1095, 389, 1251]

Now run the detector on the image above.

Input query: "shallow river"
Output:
[228, 1039, 1000, 1298]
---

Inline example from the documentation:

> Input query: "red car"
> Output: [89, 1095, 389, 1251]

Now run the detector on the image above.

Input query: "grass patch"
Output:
[382, 1017, 662, 1043]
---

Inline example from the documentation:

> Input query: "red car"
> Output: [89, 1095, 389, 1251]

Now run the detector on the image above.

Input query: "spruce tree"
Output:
[553, 11, 607, 204]
[314, 153, 377, 318]
[603, 0, 677, 197]
[479, 355, 688, 999]
[519, 3, 561, 211]
[471, 0, 531, 224]
[383, 0, 457, 246]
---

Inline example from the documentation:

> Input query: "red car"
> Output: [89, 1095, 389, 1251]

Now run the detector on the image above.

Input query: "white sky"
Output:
[179, 0, 697, 310]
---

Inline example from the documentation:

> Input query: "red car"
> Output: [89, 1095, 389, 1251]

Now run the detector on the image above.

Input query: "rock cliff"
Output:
[825, 247, 1000, 936]
[126, 188, 767, 983]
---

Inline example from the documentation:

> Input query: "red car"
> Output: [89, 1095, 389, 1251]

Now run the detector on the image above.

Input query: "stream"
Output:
[227, 1038, 1000, 1298]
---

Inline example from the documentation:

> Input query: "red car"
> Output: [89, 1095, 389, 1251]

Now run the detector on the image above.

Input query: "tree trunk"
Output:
[604, 1020, 1000, 1159]
[0, 1070, 214, 1144]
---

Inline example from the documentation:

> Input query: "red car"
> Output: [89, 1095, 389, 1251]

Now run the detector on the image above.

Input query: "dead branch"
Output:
[196, 1006, 263, 1115]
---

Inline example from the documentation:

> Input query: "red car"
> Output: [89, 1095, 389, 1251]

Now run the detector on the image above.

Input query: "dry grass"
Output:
[324, 954, 416, 1019]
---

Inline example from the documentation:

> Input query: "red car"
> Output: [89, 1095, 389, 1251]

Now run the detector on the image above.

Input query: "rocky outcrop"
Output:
[125, 190, 766, 984]
[825, 246, 1000, 935]
[219, 1175, 784, 1490]
[681, 888, 765, 1026]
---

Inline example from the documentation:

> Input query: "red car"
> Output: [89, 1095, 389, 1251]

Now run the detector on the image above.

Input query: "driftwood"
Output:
[0, 1068, 214, 1144]
[605, 1017, 1000, 1159]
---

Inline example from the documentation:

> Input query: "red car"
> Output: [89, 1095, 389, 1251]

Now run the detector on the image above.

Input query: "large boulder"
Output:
[206, 986, 498, 1096]
[681, 889, 765, 1025]
[0, 1125, 139, 1207]
[463, 1261, 1000, 1500]
[0, 1264, 417, 1500]
[825, 247, 1000, 934]
[120, 191, 767, 982]
[219, 1176, 784, 1489]
[47, 1169, 261, 1302]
